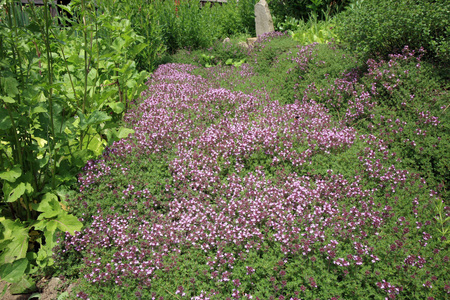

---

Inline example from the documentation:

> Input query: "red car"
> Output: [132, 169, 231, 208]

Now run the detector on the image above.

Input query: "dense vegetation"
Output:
[1, 0, 448, 298]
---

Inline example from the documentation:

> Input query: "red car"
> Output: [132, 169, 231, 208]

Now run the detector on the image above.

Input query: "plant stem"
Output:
[52, 28, 79, 105]
[10, 1, 25, 102]
[43, 0, 56, 189]
[80, 0, 89, 150]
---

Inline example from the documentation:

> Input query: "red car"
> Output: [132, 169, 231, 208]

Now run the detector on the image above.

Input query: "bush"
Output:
[268, 0, 350, 21]
[97, 0, 166, 72]
[153, 0, 256, 55]
[335, 0, 450, 65]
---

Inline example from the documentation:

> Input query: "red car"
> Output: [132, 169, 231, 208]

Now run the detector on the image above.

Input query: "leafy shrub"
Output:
[154, 0, 220, 53]
[97, 0, 166, 72]
[153, 0, 256, 55]
[335, 0, 450, 65]
[291, 13, 339, 46]
[268, 0, 350, 21]
[0, 0, 148, 291]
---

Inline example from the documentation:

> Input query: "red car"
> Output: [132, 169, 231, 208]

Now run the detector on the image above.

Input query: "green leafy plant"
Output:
[0, 0, 148, 291]
[225, 58, 247, 67]
[268, 0, 350, 21]
[291, 12, 338, 45]
[200, 54, 217, 68]
[335, 0, 450, 65]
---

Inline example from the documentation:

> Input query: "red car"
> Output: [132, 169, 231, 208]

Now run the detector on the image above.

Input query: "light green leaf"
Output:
[1, 96, 15, 103]
[55, 212, 82, 235]
[9, 275, 36, 294]
[111, 37, 126, 52]
[0, 165, 22, 182]
[129, 43, 147, 57]
[117, 127, 135, 139]
[107, 102, 125, 114]
[5, 182, 33, 203]
[0, 220, 29, 263]
[31, 106, 47, 114]
[0, 258, 28, 283]
[33, 193, 62, 219]
[38, 91, 47, 103]
[85, 134, 107, 157]
[126, 79, 137, 89]
[85, 110, 112, 127]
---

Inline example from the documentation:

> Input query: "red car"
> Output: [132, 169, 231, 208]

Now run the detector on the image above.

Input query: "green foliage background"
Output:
[335, 0, 450, 67]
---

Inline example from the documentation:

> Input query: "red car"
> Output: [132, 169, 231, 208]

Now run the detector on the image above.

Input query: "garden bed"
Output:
[56, 36, 449, 299]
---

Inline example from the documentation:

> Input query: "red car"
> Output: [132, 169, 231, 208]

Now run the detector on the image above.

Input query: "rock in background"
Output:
[255, 0, 274, 36]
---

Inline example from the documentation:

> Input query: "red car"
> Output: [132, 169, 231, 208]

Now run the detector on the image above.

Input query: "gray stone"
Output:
[238, 41, 249, 49]
[247, 37, 257, 46]
[254, 0, 274, 36]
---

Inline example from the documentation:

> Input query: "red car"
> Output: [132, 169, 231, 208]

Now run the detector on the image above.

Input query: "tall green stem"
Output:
[79, 0, 89, 150]
[10, 1, 25, 101]
[43, 0, 56, 189]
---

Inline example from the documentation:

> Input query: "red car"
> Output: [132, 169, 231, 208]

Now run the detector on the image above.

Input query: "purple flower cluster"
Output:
[64, 44, 449, 298]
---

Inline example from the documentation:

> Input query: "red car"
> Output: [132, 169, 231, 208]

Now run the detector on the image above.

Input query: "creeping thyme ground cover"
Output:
[56, 34, 449, 299]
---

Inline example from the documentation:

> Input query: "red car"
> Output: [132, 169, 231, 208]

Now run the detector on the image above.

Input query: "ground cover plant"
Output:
[55, 31, 450, 299]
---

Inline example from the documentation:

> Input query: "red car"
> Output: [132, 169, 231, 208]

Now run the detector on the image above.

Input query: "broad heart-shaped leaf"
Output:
[0, 258, 28, 283]
[107, 102, 125, 114]
[111, 37, 126, 52]
[129, 43, 147, 57]
[84, 133, 107, 157]
[54, 212, 82, 235]
[117, 127, 135, 139]
[0, 165, 22, 182]
[4, 181, 34, 203]
[1, 77, 19, 97]
[9, 275, 37, 294]
[85, 110, 112, 128]
[0, 219, 29, 264]
[33, 193, 62, 219]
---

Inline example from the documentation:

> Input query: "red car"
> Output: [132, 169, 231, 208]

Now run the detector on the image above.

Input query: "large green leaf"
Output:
[9, 275, 37, 294]
[0, 220, 29, 264]
[0, 96, 15, 103]
[3, 181, 34, 203]
[111, 37, 126, 52]
[1, 77, 19, 97]
[129, 43, 147, 57]
[0, 165, 22, 183]
[0, 258, 28, 283]
[33, 193, 62, 219]
[55, 213, 82, 235]
[107, 102, 125, 114]
[80, 110, 111, 130]
[117, 127, 135, 139]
